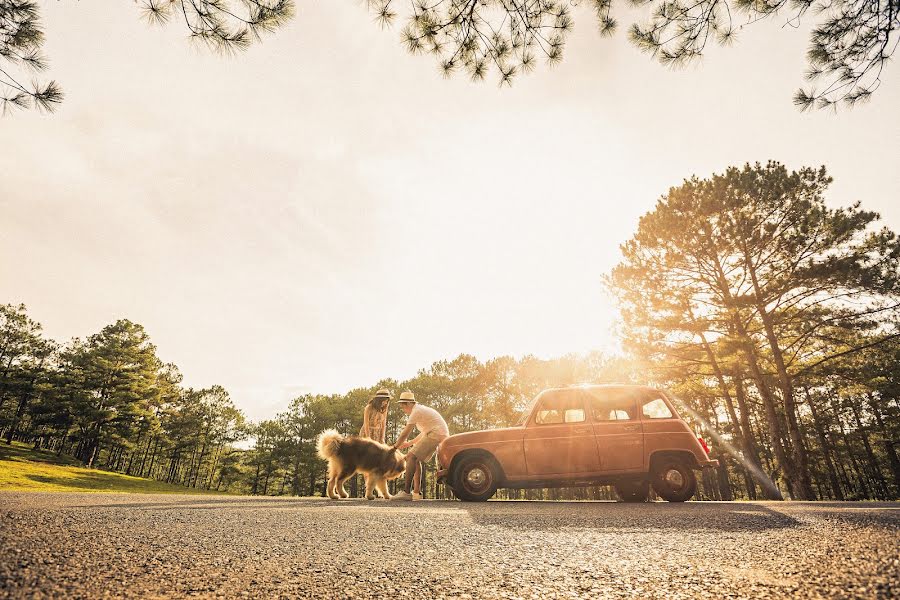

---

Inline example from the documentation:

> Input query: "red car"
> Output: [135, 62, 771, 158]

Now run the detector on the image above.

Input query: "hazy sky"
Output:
[3, 2, 898, 420]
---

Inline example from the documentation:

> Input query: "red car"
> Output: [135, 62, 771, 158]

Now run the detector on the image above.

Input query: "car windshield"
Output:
[516, 394, 542, 426]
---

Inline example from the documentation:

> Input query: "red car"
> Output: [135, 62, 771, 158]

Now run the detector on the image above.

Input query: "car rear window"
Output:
[586, 388, 638, 421]
[534, 390, 586, 425]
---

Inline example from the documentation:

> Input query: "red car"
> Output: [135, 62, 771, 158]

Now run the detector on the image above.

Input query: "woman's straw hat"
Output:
[373, 388, 392, 400]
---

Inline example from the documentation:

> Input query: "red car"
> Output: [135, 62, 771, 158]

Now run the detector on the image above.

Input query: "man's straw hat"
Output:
[398, 390, 416, 404]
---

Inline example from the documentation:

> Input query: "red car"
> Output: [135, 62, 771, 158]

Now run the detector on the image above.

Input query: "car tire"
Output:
[614, 479, 650, 503]
[650, 458, 697, 502]
[451, 454, 499, 502]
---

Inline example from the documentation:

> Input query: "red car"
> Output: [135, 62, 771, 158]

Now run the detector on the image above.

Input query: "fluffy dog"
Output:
[316, 429, 406, 500]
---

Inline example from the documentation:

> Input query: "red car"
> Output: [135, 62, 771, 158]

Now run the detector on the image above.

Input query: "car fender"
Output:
[447, 448, 508, 485]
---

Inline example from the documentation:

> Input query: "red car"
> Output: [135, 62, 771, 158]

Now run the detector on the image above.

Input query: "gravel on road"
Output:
[1, 493, 898, 599]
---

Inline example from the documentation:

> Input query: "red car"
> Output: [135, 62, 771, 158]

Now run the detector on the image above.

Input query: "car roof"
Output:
[544, 384, 662, 394]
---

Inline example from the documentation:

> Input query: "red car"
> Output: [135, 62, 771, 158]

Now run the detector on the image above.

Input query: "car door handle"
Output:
[623, 424, 640, 431]
[573, 426, 590, 434]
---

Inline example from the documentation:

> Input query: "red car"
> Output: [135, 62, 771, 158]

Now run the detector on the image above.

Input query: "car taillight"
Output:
[698, 436, 710, 455]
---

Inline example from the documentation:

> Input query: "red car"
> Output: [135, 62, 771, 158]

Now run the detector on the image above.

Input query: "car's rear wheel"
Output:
[451, 454, 498, 502]
[614, 479, 650, 503]
[650, 458, 697, 502]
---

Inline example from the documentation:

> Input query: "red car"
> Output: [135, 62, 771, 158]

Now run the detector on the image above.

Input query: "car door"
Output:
[523, 389, 601, 476]
[585, 387, 644, 471]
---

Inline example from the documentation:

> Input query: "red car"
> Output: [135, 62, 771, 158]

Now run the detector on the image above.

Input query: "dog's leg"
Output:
[365, 474, 381, 498]
[336, 476, 351, 499]
[336, 467, 354, 499]
[376, 477, 391, 500]
[328, 475, 340, 500]
[327, 464, 340, 500]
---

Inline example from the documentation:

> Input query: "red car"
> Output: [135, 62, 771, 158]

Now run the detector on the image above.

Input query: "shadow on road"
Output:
[454, 500, 803, 532]
[67, 494, 806, 532]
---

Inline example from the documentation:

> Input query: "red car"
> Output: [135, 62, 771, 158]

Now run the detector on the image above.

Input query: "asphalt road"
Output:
[1, 494, 898, 599]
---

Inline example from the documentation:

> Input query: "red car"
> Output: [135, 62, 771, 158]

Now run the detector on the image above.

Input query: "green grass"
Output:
[0, 441, 226, 495]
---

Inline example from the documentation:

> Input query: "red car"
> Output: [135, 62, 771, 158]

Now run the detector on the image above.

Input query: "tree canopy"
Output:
[609, 161, 900, 499]
[1, 0, 895, 114]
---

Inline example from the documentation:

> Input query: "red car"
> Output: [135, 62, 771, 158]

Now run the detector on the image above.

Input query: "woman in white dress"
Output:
[359, 388, 391, 444]
[359, 389, 392, 497]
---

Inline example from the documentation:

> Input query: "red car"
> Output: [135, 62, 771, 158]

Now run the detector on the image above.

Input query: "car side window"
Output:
[642, 397, 673, 419]
[534, 391, 586, 425]
[588, 390, 637, 422]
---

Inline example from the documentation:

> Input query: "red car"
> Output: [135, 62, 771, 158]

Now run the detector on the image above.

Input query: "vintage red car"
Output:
[436, 384, 718, 502]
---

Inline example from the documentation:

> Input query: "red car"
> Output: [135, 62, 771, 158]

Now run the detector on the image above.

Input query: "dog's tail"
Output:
[316, 428, 343, 460]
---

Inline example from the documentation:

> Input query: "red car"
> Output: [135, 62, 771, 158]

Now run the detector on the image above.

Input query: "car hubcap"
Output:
[465, 466, 488, 491]
[665, 469, 684, 489]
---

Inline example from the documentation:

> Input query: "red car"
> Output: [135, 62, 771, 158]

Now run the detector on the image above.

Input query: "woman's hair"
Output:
[369, 395, 389, 412]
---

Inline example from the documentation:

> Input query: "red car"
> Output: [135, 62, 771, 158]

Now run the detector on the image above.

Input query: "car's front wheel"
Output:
[614, 479, 650, 503]
[451, 454, 498, 502]
[650, 458, 697, 502]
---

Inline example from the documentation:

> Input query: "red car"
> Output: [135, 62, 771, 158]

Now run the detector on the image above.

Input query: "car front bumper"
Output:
[436, 468, 448, 484]
[699, 458, 720, 469]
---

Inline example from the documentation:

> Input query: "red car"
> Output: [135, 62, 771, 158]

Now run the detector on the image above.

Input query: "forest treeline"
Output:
[0, 309, 635, 498]
[0, 314, 246, 490]
[2, 162, 898, 500]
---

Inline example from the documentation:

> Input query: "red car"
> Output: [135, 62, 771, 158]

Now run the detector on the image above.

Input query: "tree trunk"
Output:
[709, 249, 799, 498]
[835, 453, 855, 498]
[806, 390, 844, 500]
[145, 438, 159, 479]
[251, 463, 261, 495]
[206, 443, 224, 490]
[4, 395, 28, 444]
[697, 331, 763, 479]
[868, 395, 900, 496]
[741, 467, 758, 500]
[126, 429, 146, 475]
[742, 248, 815, 500]
[192, 442, 208, 488]
[86, 438, 100, 468]
[732, 370, 783, 499]
[716, 462, 733, 501]
[741, 340, 798, 496]
[732, 375, 758, 500]
[291, 452, 303, 496]
[848, 400, 889, 499]
[836, 416, 871, 499]
[137, 435, 152, 478]
[167, 454, 180, 484]
[262, 463, 271, 495]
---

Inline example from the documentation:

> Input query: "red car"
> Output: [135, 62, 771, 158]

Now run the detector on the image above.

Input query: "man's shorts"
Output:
[410, 431, 446, 462]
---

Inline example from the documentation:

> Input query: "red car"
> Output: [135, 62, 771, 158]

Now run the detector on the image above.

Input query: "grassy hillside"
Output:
[0, 442, 226, 494]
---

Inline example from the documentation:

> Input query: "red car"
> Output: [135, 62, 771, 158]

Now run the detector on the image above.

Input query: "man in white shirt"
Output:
[390, 390, 449, 501]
